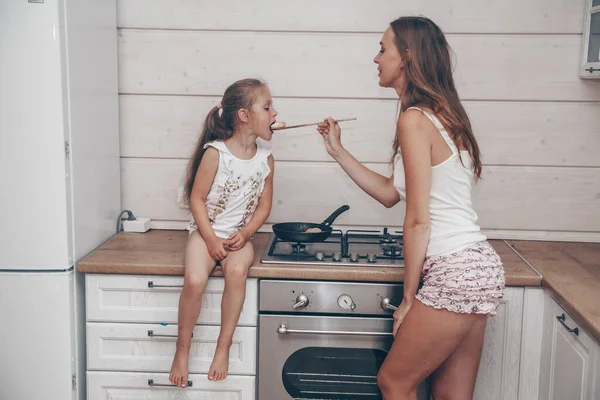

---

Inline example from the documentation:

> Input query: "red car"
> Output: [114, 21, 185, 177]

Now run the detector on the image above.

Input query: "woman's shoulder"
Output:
[397, 107, 437, 134]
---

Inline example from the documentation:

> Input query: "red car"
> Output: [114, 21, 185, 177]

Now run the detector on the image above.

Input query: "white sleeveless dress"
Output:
[187, 140, 272, 239]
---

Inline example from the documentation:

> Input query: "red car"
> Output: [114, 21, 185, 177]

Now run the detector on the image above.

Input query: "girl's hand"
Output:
[316, 117, 344, 158]
[392, 300, 413, 338]
[224, 230, 248, 252]
[207, 237, 228, 261]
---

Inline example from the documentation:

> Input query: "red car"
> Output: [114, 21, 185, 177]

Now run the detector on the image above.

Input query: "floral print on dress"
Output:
[208, 172, 241, 224]
[237, 172, 265, 229]
[415, 241, 505, 315]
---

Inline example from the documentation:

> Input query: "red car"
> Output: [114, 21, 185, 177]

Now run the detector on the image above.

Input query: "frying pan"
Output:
[272, 205, 350, 243]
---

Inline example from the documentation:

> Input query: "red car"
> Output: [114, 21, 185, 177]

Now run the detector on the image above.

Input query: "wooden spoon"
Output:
[272, 117, 357, 131]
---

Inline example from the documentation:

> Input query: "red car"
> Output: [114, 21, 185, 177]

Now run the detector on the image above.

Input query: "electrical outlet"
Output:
[123, 217, 151, 233]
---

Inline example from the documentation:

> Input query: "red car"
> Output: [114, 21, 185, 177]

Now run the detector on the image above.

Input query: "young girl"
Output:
[317, 17, 505, 400]
[169, 78, 276, 387]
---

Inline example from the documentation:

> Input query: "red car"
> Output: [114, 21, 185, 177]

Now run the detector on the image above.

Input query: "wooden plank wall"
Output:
[117, 0, 600, 241]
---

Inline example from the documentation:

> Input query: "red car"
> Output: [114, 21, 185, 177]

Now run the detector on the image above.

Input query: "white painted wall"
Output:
[116, 0, 600, 241]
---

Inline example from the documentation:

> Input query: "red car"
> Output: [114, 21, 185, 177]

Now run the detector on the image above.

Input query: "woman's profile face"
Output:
[373, 27, 404, 90]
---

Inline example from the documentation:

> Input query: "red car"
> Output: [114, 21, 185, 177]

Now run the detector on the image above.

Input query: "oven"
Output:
[258, 280, 430, 400]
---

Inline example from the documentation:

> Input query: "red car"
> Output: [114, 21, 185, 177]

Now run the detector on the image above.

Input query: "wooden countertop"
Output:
[78, 230, 540, 286]
[508, 240, 600, 344]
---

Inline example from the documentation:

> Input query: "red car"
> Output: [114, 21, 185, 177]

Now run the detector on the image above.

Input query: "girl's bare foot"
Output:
[208, 345, 230, 381]
[169, 346, 190, 388]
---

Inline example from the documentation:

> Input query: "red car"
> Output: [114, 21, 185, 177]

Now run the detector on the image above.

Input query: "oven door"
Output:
[258, 314, 429, 400]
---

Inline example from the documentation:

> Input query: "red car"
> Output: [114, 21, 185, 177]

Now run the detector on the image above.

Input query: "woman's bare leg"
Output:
[207, 241, 254, 381]
[430, 316, 488, 400]
[169, 231, 217, 387]
[377, 300, 488, 400]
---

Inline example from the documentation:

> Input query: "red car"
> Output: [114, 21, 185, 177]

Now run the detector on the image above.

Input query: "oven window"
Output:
[282, 347, 387, 399]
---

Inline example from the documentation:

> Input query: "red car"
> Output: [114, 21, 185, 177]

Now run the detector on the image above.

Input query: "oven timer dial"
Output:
[337, 294, 356, 310]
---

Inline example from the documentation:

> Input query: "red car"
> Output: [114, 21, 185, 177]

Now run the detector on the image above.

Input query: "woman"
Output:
[317, 17, 505, 400]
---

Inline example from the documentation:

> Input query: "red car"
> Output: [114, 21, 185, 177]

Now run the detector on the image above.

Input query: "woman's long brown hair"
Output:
[390, 16, 482, 180]
[183, 78, 267, 207]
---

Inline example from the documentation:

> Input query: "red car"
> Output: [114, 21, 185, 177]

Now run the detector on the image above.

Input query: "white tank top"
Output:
[393, 107, 486, 257]
[187, 140, 272, 239]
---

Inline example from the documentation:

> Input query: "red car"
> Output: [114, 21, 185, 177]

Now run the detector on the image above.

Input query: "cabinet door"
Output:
[87, 371, 255, 400]
[539, 295, 597, 400]
[473, 287, 524, 400]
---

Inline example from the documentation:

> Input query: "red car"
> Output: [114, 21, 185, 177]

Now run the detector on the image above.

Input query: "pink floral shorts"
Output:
[416, 241, 505, 315]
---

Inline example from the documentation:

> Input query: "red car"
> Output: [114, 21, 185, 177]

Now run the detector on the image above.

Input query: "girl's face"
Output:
[249, 89, 278, 141]
[373, 27, 405, 91]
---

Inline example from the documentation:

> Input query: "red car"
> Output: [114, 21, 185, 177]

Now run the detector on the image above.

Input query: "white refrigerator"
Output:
[0, 1, 120, 399]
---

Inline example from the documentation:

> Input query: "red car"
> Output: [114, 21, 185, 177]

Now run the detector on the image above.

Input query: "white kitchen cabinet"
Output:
[85, 275, 258, 400]
[473, 287, 524, 400]
[539, 293, 600, 400]
[87, 322, 256, 374]
[87, 371, 255, 400]
[86, 274, 258, 326]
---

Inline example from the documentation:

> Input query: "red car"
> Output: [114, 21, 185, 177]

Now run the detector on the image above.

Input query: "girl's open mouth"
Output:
[270, 121, 286, 132]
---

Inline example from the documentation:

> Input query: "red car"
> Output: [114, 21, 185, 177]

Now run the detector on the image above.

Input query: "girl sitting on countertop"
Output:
[170, 78, 276, 387]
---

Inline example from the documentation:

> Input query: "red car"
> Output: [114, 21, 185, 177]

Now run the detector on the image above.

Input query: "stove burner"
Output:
[378, 227, 397, 244]
[291, 243, 307, 254]
[382, 245, 403, 257]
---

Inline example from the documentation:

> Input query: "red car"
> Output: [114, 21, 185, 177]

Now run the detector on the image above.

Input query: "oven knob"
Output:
[332, 252, 342, 261]
[292, 294, 309, 309]
[367, 253, 377, 263]
[380, 297, 398, 312]
[315, 251, 325, 261]
[350, 253, 359, 262]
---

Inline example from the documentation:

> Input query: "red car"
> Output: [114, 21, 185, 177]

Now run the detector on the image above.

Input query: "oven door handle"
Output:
[277, 324, 393, 337]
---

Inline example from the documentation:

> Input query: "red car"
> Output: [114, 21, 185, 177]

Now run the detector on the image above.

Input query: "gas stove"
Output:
[260, 227, 404, 267]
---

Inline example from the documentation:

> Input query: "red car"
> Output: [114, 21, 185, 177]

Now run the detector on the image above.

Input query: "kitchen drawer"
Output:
[87, 371, 255, 400]
[86, 274, 258, 326]
[87, 322, 256, 375]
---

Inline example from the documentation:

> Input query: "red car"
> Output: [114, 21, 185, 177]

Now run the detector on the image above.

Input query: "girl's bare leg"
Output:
[169, 230, 217, 387]
[377, 300, 488, 400]
[207, 241, 254, 381]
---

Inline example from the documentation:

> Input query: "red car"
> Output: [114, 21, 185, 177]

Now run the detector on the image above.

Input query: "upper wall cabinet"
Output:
[581, 0, 600, 78]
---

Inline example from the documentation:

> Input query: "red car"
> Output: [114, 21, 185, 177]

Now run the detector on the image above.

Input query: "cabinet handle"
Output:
[556, 313, 579, 336]
[148, 281, 183, 288]
[147, 329, 192, 338]
[148, 379, 193, 387]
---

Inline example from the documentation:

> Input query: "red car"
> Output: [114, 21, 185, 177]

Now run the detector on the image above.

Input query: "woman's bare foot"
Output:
[208, 345, 230, 381]
[169, 346, 190, 388]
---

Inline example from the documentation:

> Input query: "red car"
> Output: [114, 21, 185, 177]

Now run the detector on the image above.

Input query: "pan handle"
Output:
[321, 205, 350, 227]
